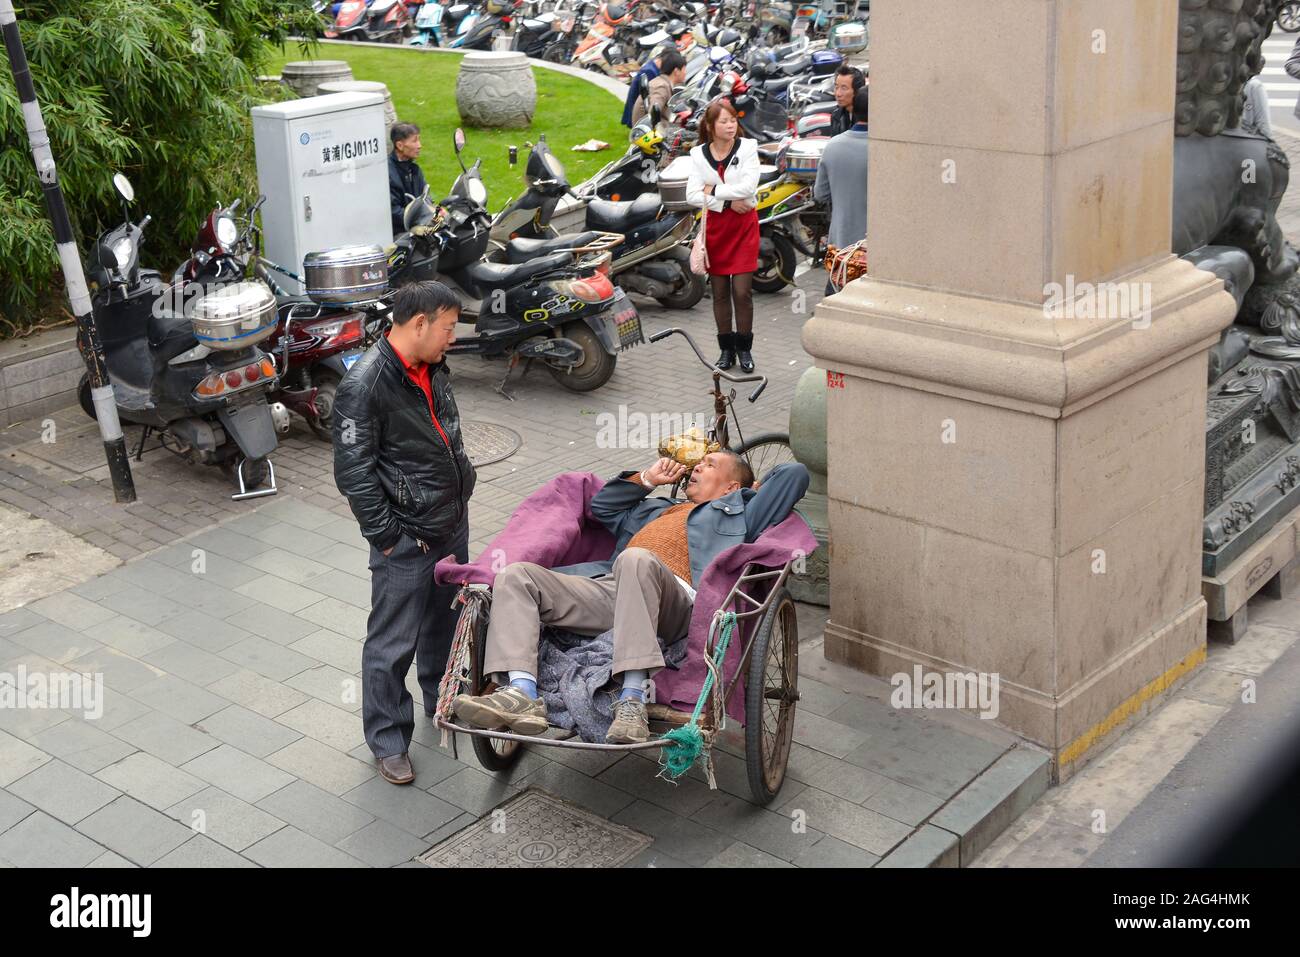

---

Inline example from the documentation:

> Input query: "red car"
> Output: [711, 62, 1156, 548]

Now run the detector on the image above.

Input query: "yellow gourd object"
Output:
[658, 427, 720, 468]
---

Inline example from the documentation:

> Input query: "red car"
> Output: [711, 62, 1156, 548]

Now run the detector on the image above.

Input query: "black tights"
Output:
[710, 273, 753, 336]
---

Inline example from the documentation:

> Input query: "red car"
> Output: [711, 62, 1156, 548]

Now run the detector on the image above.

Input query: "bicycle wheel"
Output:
[732, 431, 796, 484]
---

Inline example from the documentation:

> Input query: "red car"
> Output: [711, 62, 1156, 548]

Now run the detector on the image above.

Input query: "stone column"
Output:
[803, 0, 1237, 782]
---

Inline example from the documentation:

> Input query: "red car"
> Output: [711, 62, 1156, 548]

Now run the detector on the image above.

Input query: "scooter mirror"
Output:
[650, 104, 661, 126]
[112, 173, 135, 203]
[454, 128, 466, 153]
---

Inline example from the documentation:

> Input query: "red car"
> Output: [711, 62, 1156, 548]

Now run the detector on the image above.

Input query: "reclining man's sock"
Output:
[507, 671, 539, 699]
[618, 669, 648, 702]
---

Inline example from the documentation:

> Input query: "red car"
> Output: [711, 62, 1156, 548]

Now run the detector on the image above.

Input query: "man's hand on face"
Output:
[643, 457, 688, 487]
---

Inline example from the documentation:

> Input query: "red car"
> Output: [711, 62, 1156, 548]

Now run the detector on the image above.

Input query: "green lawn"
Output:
[265, 45, 629, 208]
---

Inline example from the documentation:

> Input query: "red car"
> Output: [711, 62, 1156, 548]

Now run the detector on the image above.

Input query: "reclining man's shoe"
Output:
[453, 686, 548, 735]
[606, 697, 650, 744]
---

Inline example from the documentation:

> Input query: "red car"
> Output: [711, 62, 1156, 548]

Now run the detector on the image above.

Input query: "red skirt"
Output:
[705, 205, 760, 276]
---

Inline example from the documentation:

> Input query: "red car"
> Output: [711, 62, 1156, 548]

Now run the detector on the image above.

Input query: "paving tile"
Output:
[219, 636, 315, 682]
[245, 548, 333, 586]
[792, 835, 881, 868]
[841, 738, 992, 801]
[8, 759, 121, 825]
[298, 569, 371, 609]
[188, 553, 265, 592]
[111, 711, 220, 765]
[223, 601, 320, 644]
[596, 754, 717, 817]
[792, 754, 892, 805]
[64, 647, 165, 694]
[420, 810, 476, 846]
[610, 799, 734, 867]
[347, 739, 462, 790]
[154, 834, 258, 868]
[266, 737, 375, 795]
[0, 788, 36, 832]
[277, 699, 364, 754]
[705, 840, 795, 868]
[156, 609, 253, 653]
[0, 606, 45, 638]
[165, 786, 286, 852]
[0, 729, 52, 786]
[256, 498, 340, 531]
[86, 850, 138, 868]
[84, 616, 176, 658]
[248, 522, 335, 556]
[85, 685, 152, 732]
[192, 704, 302, 758]
[243, 826, 368, 868]
[180, 744, 297, 804]
[77, 795, 193, 866]
[863, 779, 946, 827]
[255, 779, 375, 844]
[98, 586, 187, 627]
[312, 541, 370, 576]
[7, 619, 106, 664]
[286, 663, 361, 712]
[234, 573, 327, 614]
[876, 823, 959, 868]
[70, 574, 136, 602]
[206, 669, 309, 718]
[622, 847, 692, 868]
[28, 590, 118, 630]
[316, 517, 368, 545]
[334, 818, 428, 867]
[187, 526, 275, 562]
[427, 766, 521, 817]
[94, 751, 206, 811]
[540, 743, 625, 777]
[0, 810, 104, 867]
[342, 776, 463, 838]
[29, 719, 137, 774]
[515, 761, 638, 820]
[928, 746, 1050, 866]
[793, 708, 870, 759]
[695, 791, 825, 862]
[793, 676, 857, 717]
[129, 675, 229, 723]
[288, 629, 361, 673]
[142, 641, 241, 686]
[777, 787, 913, 857]
[296, 596, 369, 639]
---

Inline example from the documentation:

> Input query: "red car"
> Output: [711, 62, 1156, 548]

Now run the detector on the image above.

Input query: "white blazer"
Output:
[685, 137, 760, 213]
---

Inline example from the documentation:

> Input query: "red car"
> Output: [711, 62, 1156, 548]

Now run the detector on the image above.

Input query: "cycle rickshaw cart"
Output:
[434, 328, 812, 804]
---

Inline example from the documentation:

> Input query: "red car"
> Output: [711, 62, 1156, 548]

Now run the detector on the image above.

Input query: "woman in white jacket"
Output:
[686, 98, 761, 372]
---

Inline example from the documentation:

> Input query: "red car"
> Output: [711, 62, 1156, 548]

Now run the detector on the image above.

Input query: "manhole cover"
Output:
[462, 420, 521, 467]
[16, 422, 114, 474]
[419, 788, 651, 868]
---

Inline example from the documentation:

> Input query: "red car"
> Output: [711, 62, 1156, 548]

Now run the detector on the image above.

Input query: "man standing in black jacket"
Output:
[388, 122, 428, 236]
[828, 66, 865, 137]
[333, 281, 476, 784]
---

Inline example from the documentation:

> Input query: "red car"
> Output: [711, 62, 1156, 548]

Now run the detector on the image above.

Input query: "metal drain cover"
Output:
[461, 421, 521, 467]
[419, 788, 651, 868]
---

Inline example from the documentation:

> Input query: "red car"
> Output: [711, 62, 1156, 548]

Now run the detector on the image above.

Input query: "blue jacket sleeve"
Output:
[743, 463, 810, 540]
[590, 471, 654, 539]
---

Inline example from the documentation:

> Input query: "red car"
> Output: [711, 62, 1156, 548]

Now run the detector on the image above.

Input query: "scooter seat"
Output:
[146, 308, 197, 354]
[460, 250, 573, 295]
[758, 164, 783, 184]
[762, 74, 797, 95]
[585, 194, 663, 233]
[775, 54, 810, 76]
[504, 231, 600, 265]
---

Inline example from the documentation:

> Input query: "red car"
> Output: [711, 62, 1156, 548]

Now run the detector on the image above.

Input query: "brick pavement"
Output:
[0, 273, 1045, 867]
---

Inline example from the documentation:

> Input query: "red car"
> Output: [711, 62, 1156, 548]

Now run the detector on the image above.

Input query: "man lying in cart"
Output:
[450, 452, 810, 744]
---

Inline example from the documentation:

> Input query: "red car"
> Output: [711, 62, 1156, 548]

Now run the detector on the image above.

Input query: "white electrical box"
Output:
[251, 92, 393, 296]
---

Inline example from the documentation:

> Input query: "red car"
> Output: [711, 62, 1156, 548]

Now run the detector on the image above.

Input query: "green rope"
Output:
[659, 611, 736, 779]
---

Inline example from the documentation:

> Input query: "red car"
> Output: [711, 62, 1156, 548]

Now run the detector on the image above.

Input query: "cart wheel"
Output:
[744, 585, 798, 804]
[466, 599, 525, 772]
[731, 431, 796, 485]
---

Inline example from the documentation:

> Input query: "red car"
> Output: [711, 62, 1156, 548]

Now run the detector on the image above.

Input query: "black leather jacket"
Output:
[332, 336, 476, 552]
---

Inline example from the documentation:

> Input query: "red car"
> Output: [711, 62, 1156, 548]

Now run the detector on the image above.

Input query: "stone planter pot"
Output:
[281, 60, 354, 98]
[317, 80, 400, 140]
[455, 51, 537, 129]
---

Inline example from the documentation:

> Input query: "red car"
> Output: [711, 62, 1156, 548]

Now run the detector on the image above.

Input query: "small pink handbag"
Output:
[690, 207, 709, 275]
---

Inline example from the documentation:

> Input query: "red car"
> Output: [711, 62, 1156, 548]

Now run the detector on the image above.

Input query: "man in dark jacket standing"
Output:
[828, 66, 865, 137]
[333, 281, 476, 784]
[388, 122, 428, 235]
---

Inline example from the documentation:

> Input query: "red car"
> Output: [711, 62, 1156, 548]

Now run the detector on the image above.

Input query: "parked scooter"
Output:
[410, 0, 446, 44]
[490, 128, 703, 308]
[176, 196, 385, 441]
[451, 0, 514, 48]
[387, 132, 645, 396]
[326, 0, 415, 41]
[81, 174, 285, 499]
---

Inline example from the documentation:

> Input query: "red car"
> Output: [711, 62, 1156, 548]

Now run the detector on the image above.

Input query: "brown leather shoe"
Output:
[377, 752, 414, 785]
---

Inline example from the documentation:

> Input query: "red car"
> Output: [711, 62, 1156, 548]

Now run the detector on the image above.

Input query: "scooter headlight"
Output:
[468, 178, 488, 207]
[215, 215, 238, 250]
[111, 237, 133, 269]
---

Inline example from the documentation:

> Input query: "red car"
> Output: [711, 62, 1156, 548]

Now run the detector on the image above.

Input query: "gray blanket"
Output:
[537, 627, 690, 742]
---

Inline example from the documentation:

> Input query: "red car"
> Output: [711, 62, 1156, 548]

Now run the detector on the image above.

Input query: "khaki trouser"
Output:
[483, 548, 694, 678]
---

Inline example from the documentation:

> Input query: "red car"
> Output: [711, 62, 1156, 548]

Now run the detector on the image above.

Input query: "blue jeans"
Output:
[363, 521, 468, 758]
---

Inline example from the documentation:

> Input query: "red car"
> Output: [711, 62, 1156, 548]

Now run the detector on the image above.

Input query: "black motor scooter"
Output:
[79, 173, 285, 499]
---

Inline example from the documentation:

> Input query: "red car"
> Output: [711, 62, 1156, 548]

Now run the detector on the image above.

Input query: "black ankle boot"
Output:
[736, 333, 755, 373]
[715, 333, 736, 370]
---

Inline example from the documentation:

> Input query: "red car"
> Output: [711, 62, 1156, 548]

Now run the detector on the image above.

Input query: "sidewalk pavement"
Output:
[0, 271, 1048, 867]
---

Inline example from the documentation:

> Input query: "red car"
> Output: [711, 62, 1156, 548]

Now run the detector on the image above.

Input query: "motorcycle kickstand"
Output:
[133, 426, 153, 462]
[494, 354, 522, 401]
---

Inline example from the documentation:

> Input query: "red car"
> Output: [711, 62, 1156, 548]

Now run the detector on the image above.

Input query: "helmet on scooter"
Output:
[716, 28, 740, 50]
[749, 60, 768, 82]
[665, 18, 689, 37]
[605, 3, 630, 25]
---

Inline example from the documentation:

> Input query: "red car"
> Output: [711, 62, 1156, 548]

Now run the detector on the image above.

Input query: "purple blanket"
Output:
[435, 471, 818, 722]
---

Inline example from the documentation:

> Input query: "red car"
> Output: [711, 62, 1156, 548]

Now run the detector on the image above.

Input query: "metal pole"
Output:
[1, 0, 135, 502]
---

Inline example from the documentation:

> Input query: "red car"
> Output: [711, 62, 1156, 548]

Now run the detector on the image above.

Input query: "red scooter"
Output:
[176, 197, 387, 441]
[326, 0, 420, 42]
